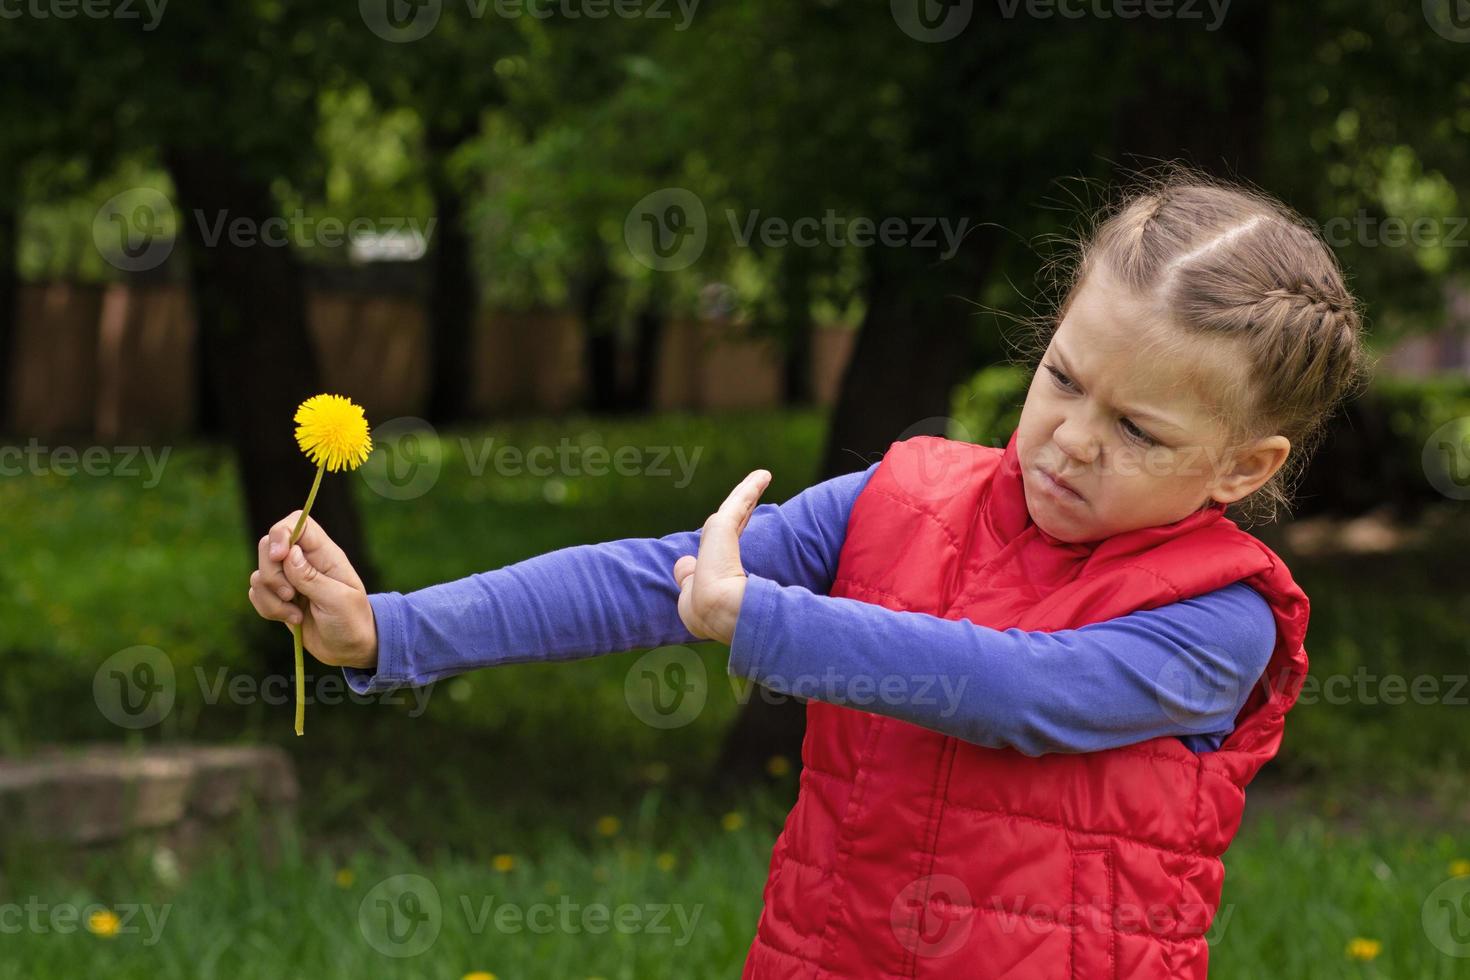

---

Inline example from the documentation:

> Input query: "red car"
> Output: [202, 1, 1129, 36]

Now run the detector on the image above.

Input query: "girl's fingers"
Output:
[257, 535, 294, 601]
[266, 513, 366, 593]
[249, 575, 303, 624]
[696, 470, 771, 580]
[673, 554, 697, 587]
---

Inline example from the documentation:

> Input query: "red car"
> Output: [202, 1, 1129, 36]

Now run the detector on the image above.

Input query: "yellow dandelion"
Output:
[595, 815, 621, 837]
[1450, 859, 1470, 878]
[294, 393, 373, 473]
[461, 973, 497, 980]
[766, 754, 791, 777]
[722, 811, 744, 832]
[656, 851, 677, 872]
[492, 853, 516, 872]
[334, 868, 355, 888]
[283, 393, 372, 737]
[86, 909, 121, 938]
[1346, 937, 1381, 961]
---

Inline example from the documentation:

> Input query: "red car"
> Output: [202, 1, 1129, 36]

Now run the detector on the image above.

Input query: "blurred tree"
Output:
[335, 10, 542, 426]
[14, 3, 382, 602]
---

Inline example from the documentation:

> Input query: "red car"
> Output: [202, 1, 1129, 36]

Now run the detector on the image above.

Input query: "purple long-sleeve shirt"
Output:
[347, 463, 1276, 755]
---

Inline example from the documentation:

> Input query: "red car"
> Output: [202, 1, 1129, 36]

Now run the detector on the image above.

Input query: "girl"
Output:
[248, 174, 1371, 978]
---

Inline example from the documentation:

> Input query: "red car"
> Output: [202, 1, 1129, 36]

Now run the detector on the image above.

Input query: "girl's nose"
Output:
[1053, 417, 1099, 466]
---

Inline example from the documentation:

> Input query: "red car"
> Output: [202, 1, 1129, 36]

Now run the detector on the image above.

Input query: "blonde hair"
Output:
[1022, 165, 1377, 527]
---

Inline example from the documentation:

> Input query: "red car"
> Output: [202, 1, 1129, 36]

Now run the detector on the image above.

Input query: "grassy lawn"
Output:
[1, 408, 1467, 976]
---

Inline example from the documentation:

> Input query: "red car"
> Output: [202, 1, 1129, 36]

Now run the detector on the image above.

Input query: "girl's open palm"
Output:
[673, 469, 771, 645]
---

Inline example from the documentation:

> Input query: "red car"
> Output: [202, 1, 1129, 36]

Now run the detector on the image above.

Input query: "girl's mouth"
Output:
[1036, 467, 1084, 503]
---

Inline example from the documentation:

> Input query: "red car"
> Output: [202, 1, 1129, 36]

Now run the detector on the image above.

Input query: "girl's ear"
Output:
[1208, 435, 1291, 505]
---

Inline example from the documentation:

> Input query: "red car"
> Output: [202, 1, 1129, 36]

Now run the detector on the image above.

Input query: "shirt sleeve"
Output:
[727, 577, 1277, 756]
[343, 461, 882, 693]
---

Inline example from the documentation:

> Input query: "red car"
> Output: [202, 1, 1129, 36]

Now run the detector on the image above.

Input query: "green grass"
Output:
[1, 407, 1468, 976]
[1, 798, 1466, 979]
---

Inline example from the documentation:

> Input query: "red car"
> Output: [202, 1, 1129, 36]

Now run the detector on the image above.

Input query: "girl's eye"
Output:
[1045, 365, 1077, 391]
[1046, 363, 1159, 448]
[1122, 419, 1158, 448]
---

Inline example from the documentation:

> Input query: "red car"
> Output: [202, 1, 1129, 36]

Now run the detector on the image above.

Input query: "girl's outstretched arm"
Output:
[343, 462, 881, 693]
[727, 576, 1276, 755]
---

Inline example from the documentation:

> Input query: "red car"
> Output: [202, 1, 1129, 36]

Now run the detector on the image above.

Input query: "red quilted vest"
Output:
[740, 431, 1310, 979]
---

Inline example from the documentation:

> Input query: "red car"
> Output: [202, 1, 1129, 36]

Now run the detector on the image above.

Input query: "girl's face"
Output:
[1015, 265, 1290, 544]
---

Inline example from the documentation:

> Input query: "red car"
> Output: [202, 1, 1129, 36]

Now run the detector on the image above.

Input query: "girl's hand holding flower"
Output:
[250, 512, 377, 671]
[673, 469, 771, 646]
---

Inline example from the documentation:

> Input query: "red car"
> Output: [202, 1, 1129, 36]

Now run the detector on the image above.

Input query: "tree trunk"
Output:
[779, 251, 814, 406]
[576, 250, 621, 412]
[1110, 0, 1268, 181]
[165, 148, 377, 602]
[626, 274, 667, 413]
[425, 124, 478, 426]
[712, 244, 992, 786]
[0, 195, 15, 437]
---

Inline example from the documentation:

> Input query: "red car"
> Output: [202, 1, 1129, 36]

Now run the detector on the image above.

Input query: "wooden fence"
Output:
[8, 282, 857, 440]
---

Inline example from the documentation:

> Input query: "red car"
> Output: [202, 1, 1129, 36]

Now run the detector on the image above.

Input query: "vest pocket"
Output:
[1071, 848, 1117, 980]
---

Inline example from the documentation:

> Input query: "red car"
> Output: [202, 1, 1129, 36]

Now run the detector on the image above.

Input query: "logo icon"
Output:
[1152, 644, 1243, 732]
[1424, 875, 1470, 957]
[360, 417, 443, 500]
[93, 188, 175, 272]
[361, 0, 442, 42]
[359, 874, 443, 957]
[94, 646, 176, 729]
[1425, 0, 1470, 42]
[891, 874, 974, 957]
[625, 188, 708, 271]
[1423, 417, 1470, 500]
[624, 646, 707, 729]
[884, 417, 988, 504]
[892, 0, 973, 42]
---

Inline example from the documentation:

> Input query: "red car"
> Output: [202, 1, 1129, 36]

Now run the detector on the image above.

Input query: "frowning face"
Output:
[1015, 264, 1289, 544]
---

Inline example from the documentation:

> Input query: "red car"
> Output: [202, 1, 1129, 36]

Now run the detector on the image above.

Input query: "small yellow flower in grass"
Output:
[656, 851, 677, 872]
[492, 853, 516, 872]
[722, 811, 744, 832]
[334, 868, 355, 888]
[461, 973, 497, 980]
[766, 754, 791, 777]
[86, 909, 121, 938]
[1450, 859, 1470, 878]
[595, 815, 621, 836]
[285, 393, 373, 737]
[1346, 937, 1381, 962]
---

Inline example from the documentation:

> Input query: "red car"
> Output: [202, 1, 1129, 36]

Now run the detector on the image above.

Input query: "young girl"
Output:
[248, 175, 1371, 979]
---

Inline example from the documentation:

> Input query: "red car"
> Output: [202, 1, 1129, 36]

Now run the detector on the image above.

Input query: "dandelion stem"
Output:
[289, 459, 326, 736]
